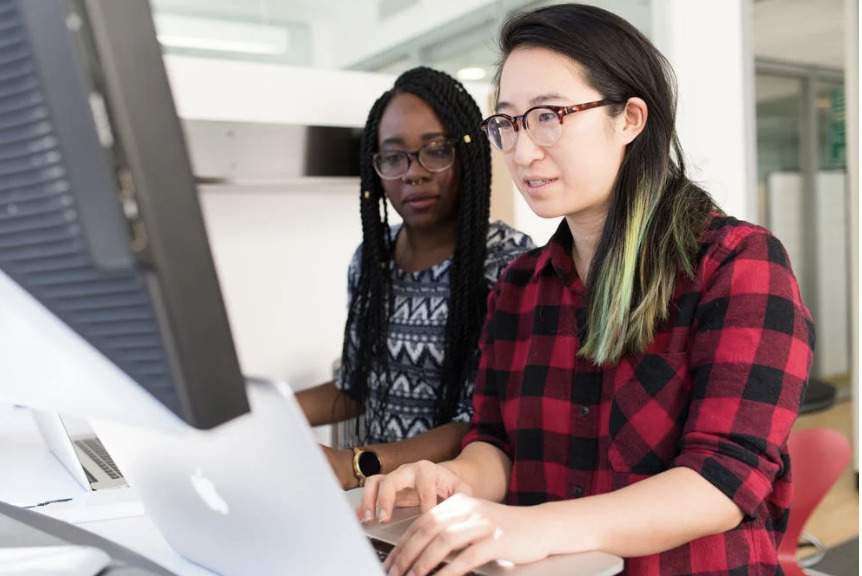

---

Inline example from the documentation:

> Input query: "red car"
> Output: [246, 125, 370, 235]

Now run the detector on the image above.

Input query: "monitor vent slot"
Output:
[0, 1, 178, 414]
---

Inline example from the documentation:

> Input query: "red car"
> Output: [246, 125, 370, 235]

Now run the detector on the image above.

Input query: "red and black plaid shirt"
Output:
[464, 215, 815, 576]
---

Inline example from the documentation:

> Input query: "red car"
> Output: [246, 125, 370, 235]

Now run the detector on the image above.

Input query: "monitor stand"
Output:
[0, 499, 176, 575]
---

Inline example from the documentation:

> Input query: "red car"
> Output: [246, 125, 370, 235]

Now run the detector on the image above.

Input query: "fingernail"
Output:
[377, 507, 388, 522]
[388, 566, 401, 576]
[362, 509, 374, 523]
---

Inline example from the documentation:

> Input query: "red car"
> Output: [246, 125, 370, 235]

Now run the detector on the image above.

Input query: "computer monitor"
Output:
[0, 0, 249, 431]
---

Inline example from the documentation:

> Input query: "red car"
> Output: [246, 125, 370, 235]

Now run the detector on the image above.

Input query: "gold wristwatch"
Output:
[351, 447, 382, 487]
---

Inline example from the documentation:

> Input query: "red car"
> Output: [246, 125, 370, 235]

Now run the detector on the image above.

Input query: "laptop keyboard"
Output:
[369, 537, 480, 576]
[74, 437, 124, 480]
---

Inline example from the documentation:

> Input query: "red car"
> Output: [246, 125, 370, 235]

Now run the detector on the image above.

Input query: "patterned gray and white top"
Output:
[335, 220, 534, 445]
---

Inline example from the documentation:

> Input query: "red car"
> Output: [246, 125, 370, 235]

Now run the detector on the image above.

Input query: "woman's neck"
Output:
[394, 222, 457, 273]
[565, 212, 606, 283]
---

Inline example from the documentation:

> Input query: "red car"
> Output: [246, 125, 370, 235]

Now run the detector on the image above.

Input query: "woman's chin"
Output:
[522, 199, 566, 220]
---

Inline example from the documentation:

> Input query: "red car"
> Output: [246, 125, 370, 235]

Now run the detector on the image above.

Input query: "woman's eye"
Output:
[426, 147, 448, 158]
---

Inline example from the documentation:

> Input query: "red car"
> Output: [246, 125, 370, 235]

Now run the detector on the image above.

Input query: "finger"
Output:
[434, 534, 501, 576]
[393, 487, 421, 509]
[415, 466, 439, 513]
[375, 467, 421, 523]
[395, 514, 497, 576]
[383, 515, 443, 575]
[357, 475, 380, 523]
[384, 504, 453, 573]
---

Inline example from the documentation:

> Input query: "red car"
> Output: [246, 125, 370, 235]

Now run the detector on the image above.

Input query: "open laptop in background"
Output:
[30, 410, 128, 492]
[91, 378, 624, 576]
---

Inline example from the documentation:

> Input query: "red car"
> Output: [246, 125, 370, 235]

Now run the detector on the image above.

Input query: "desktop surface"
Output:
[0, 400, 623, 576]
[0, 403, 213, 576]
[0, 499, 174, 576]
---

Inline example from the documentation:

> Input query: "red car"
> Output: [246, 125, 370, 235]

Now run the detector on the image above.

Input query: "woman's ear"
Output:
[619, 97, 648, 144]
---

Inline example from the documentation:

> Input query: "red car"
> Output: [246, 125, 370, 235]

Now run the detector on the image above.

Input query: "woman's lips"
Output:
[523, 177, 557, 196]
[402, 193, 439, 210]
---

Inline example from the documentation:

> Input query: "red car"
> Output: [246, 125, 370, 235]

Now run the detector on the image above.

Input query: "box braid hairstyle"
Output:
[339, 66, 491, 437]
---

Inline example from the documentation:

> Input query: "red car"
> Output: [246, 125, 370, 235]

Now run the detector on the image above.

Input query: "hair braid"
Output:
[339, 92, 395, 439]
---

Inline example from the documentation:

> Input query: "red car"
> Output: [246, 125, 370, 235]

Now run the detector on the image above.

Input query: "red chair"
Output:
[778, 427, 852, 576]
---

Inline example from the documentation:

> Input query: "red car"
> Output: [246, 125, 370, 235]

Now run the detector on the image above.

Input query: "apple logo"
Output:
[190, 466, 230, 515]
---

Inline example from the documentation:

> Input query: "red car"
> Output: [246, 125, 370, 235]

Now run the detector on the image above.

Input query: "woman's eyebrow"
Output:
[496, 93, 568, 113]
[379, 132, 447, 148]
[420, 131, 448, 141]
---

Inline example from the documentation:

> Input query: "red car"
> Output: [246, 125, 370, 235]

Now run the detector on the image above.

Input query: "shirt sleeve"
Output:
[462, 279, 514, 457]
[484, 223, 535, 289]
[673, 226, 815, 517]
[334, 244, 363, 397]
[450, 358, 477, 424]
[449, 224, 533, 425]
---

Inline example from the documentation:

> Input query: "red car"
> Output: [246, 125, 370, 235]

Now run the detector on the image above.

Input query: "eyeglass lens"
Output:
[374, 141, 455, 179]
[484, 107, 563, 152]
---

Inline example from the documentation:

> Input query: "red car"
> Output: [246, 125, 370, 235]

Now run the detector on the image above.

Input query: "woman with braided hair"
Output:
[297, 67, 533, 490]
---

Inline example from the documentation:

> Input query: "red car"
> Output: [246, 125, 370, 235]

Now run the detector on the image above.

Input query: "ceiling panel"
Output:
[753, 0, 846, 69]
[148, 0, 850, 73]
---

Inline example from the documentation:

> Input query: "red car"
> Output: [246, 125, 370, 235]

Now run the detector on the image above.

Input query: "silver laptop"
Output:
[30, 410, 128, 492]
[91, 378, 623, 576]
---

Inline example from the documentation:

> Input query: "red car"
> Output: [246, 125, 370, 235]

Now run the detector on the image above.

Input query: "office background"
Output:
[141, 0, 858, 459]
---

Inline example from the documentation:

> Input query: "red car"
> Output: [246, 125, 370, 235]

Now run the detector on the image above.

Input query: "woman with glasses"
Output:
[360, 5, 814, 576]
[296, 66, 533, 491]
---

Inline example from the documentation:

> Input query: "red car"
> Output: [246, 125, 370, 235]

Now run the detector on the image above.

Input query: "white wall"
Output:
[651, 0, 757, 222]
[164, 57, 392, 400]
[164, 54, 394, 127]
[323, 0, 499, 69]
[198, 185, 360, 388]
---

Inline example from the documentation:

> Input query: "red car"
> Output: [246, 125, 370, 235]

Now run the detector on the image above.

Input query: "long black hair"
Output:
[339, 67, 492, 435]
[496, 4, 718, 364]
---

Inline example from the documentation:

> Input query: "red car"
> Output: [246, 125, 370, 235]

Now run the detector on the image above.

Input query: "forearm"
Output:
[295, 381, 364, 427]
[332, 422, 470, 490]
[536, 466, 744, 558]
[373, 422, 469, 473]
[440, 441, 511, 502]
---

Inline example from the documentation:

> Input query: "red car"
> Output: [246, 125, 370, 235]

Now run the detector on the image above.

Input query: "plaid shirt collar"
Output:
[535, 219, 582, 289]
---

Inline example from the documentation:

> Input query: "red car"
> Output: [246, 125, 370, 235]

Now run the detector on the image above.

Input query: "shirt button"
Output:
[571, 485, 583, 498]
[580, 406, 590, 416]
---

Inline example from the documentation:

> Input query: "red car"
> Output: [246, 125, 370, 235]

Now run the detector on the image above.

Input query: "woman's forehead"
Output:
[497, 47, 590, 106]
[378, 98, 449, 150]
[380, 93, 442, 128]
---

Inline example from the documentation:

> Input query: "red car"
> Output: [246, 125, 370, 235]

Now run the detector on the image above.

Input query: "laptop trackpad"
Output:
[363, 506, 421, 544]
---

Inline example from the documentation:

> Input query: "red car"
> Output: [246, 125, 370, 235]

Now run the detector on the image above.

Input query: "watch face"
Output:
[358, 450, 381, 477]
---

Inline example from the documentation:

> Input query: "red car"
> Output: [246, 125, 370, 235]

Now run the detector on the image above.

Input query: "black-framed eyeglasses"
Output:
[373, 139, 457, 180]
[479, 99, 615, 152]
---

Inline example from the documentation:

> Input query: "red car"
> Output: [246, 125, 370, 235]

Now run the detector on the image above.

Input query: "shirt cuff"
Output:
[462, 427, 513, 459]
[673, 452, 776, 518]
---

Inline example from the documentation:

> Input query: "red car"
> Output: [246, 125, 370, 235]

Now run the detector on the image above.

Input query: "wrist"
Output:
[337, 449, 360, 489]
[535, 500, 597, 556]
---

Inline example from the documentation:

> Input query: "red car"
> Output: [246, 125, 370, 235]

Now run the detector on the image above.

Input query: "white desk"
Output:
[0, 402, 623, 576]
[0, 403, 213, 576]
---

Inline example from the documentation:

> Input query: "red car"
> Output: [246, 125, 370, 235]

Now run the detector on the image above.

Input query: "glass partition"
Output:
[756, 65, 849, 390]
